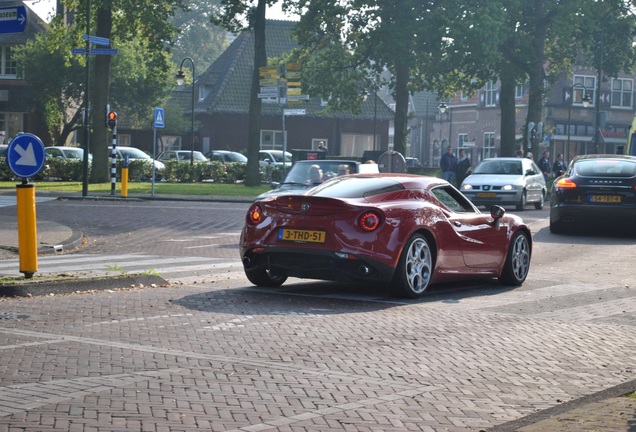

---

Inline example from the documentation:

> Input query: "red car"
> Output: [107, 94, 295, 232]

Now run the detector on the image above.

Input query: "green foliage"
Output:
[44, 159, 91, 182]
[161, 160, 248, 183]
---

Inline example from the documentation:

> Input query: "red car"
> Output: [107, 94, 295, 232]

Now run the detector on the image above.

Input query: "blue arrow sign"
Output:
[154, 108, 165, 128]
[7, 133, 46, 179]
[0, 6, 27, 34]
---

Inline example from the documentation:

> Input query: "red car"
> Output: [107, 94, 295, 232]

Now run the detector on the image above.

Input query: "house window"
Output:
[515, 84, 528, 99]
[483, 132, 496, 159]
[0, 46, 17, 78]
[260, 130, 284, 150]
[573, 75, 596, 107]
[458, 133, 468, 147]
[484, 81, 497, 107]
[611, 78, 633, 108]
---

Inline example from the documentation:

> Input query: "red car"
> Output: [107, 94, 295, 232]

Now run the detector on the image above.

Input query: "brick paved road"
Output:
[0, 199, 634, 431]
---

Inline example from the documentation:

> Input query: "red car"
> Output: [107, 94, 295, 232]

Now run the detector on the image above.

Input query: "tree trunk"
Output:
[499, 63, 517, 157]
[393, 59, 409, 156]
[524, 0, 547, 160]
[244, 0, 266, 187]
[89, 1, 113, 183]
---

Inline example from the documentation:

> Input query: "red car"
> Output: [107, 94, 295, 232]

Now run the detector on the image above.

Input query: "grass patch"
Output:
[0, 181, 272, 197]
[627, 391, 636, 399]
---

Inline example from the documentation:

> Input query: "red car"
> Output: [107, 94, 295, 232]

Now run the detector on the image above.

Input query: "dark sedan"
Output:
[550, 154, 636, 233]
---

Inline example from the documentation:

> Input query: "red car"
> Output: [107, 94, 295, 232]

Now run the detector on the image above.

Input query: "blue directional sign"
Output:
[0, 6, 27, 34]
[82, 34, 110, 46]
[154, 108, 165, 128]
[6, 133, 46, 179]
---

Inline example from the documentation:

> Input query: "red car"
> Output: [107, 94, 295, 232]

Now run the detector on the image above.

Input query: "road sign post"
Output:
[6, 133, 47, 279]
[152, 108, 165, 197]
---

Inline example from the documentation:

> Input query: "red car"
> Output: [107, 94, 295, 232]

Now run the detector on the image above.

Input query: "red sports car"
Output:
[240, 174, 532, 298]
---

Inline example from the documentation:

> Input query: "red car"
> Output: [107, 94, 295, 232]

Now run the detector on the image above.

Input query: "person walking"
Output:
[440, 146, 457, 184]
[538, 150, 551, 184]
[455, 149, 471, 187]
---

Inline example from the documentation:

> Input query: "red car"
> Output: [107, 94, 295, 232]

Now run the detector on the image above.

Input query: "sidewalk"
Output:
[0, 192, 635, 431]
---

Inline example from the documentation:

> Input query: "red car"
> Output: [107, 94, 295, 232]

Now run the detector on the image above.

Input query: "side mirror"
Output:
[490, 205, 505, 230]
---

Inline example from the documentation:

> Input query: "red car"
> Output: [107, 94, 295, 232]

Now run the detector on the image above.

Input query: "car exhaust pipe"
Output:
[359, 265, 370, 276]
[242, 256, 252, 267]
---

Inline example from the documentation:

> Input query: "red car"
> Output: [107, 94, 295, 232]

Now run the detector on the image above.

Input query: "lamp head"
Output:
[176, 70, 186, 86]
[438, 102, 447, 114]
[582, 93, 591, 108]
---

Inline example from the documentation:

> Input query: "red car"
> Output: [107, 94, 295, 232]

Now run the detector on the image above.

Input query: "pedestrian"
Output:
[515, 149, 524, 158]
[455, 149, 471, 187]
[440, 146, 457, 184]
[317, 141, 328, 152]
[526, 151, 533, 160]
[553, 153, 567, 177]
[538, 150, 551, 184]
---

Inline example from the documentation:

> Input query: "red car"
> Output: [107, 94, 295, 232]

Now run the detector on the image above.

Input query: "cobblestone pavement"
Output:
[0, 196, 634, 431]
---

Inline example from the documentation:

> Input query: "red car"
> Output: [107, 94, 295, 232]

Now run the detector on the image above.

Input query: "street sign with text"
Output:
[0, 5, 27, 34]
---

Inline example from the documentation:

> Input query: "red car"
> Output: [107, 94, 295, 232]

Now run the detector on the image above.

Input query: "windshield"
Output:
[177, 151, 208, 161]
[473, 159, 522, 175]
[118, 147, 151, 159]
[273, 152, 292, 163]
[62, 148, 83, 159]
[283, 161, 358, 185]
[225, 152, 247, 163]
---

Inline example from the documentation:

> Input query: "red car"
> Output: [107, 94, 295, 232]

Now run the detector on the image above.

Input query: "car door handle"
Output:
[453, 221, 462, 227]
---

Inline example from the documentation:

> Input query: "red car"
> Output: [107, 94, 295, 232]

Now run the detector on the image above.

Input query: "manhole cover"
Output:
[0, 311, 29, 320]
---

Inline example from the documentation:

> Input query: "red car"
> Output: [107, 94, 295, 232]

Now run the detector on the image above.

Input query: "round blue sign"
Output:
[6, 133, 46, 179]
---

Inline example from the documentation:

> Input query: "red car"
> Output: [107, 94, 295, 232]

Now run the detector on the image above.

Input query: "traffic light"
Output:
[107, 111, 117, 130]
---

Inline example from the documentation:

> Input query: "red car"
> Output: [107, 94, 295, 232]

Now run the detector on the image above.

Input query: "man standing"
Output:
[455, 149, 471, 186]
[440, 146, 457, 184]
[538, 150, 551, 184]
[553, 153, 567, 177]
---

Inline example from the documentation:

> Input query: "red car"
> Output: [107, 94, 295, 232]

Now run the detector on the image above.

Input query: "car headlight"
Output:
[462, 184, 473, 191]
[502, 185, 514, 191]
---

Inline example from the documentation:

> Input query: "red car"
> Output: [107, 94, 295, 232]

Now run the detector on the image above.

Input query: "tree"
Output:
[288, 0, 504, 156]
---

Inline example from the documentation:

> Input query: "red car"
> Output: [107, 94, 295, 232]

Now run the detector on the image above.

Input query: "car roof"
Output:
[572, 154, 636, 162]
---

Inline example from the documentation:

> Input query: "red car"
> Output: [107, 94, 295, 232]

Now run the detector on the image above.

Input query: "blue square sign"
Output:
[154, 108, 165, 128]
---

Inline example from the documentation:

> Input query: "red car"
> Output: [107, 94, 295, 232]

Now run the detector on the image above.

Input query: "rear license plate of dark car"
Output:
[590, 195, 621, 203]
[278, 228, 326, 243]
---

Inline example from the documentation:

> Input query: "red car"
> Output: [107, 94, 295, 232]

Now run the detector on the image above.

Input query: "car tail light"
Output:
[555, 178, 577, 189]
[248, 205, 263, 224]
[359, 212, 381, 232]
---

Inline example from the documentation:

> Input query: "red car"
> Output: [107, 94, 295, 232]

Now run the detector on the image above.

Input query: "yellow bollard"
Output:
[121, 166, 128, 198]
[16, 183, 38, 279]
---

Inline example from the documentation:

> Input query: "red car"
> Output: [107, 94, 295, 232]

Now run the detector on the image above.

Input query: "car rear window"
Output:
[311, 177, 404, 198]
[575, 159, 636, 177]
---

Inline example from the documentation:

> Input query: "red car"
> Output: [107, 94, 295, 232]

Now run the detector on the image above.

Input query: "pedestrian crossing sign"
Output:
[154, 107, 165, 128]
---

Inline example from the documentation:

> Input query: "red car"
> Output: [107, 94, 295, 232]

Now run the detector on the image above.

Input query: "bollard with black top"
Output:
[107, 111, 117, 195]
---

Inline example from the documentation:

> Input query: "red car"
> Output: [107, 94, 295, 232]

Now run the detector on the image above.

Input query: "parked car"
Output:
[256, 159, 374, 199]
[460, 157, 546, 211]
[241, 174, 532, 298]
[45, 146, 92, 161]
[109, 146, 165, 172]
[406, 157, 423, 168]
[157, 150, 210, 164]
[206, 150, 248, 164]
[550, 154, 636, 234]
[258, 150, 292, 169]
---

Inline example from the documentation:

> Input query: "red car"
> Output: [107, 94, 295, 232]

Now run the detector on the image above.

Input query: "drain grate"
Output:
[0, 311, 29, 320]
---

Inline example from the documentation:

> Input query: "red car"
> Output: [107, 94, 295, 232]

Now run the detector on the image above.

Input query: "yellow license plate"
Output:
[477, 192, 497, 198]
[278, 228, 326, 243]
[591, 195, 621, 203]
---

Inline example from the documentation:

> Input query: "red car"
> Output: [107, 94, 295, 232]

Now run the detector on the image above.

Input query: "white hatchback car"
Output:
[460, 157, 547, 211]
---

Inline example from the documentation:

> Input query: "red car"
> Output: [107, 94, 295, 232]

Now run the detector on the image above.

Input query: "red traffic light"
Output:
[107, 111, 117, 129]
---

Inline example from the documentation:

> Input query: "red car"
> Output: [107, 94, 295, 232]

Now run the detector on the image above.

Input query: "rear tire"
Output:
[534, 192, 545, 210]
[391, 233, 433, 298]
[245, 267, 287, 287]
[499, 231, 531, 286]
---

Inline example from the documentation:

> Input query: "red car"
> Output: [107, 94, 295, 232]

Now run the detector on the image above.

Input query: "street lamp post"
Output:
[176, 58, 195, 166]
[567, 83, 591, 158]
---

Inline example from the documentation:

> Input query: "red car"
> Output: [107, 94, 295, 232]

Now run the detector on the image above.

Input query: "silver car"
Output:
[460, 157, 546, 210]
